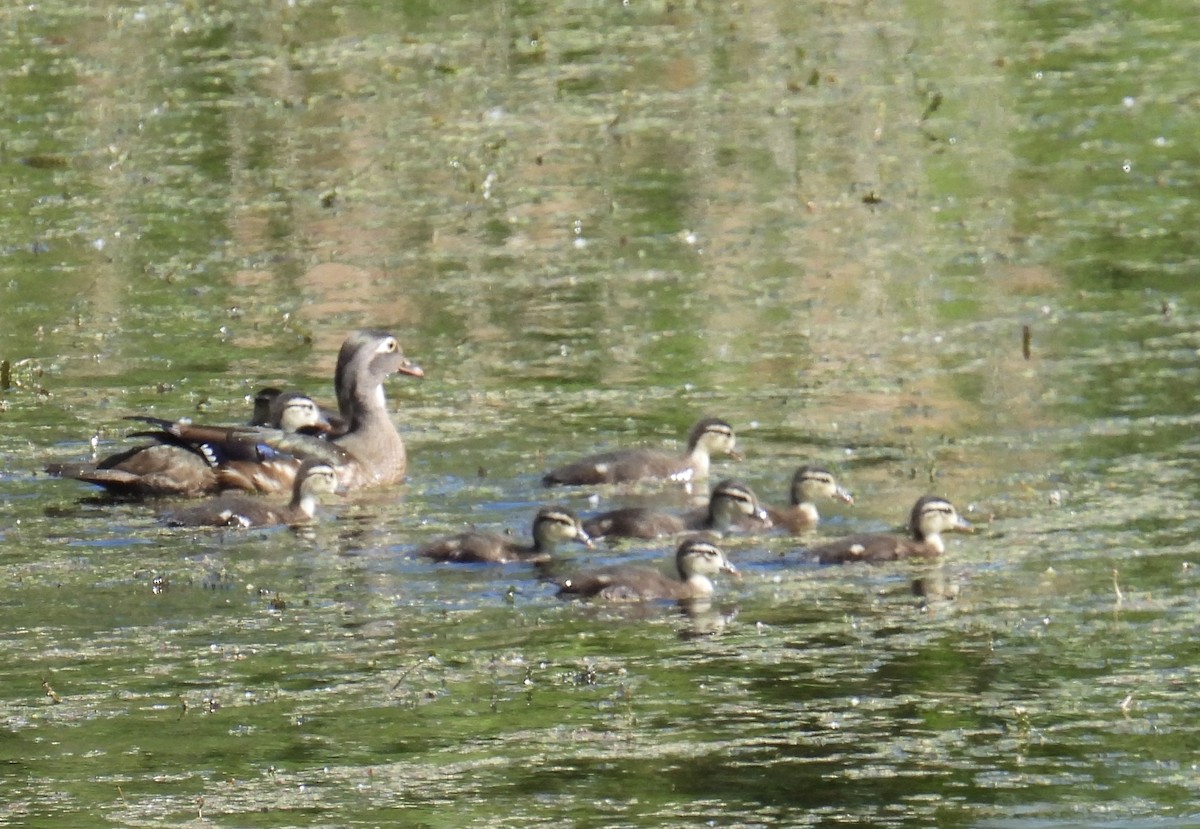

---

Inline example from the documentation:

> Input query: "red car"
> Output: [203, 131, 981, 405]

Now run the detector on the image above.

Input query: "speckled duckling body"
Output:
[542, 418, 739, 487]
[557, 537, 738, 601]
[810, 495, 972, 564]
[420, 507, 593, 564]
[583, 479, 770, 540]
[164, 459, 339, 528]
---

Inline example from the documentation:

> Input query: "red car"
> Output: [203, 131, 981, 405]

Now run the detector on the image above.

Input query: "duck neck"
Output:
[793, 501, 819, 523]
[707, 500, 738, 531]
[344, 381, 389, 433]
[682, 573, 716, 597]
[529, 527, 563, 555]
[686, 445, 711, 479]
[289, 487, 318, 520]
[920, 531, 945, 554]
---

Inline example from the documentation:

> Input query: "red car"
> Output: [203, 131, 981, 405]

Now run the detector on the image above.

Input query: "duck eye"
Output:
[380, 338, 398, 353]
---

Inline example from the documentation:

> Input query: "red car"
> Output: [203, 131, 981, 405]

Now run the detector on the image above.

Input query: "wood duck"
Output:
[809, 495, 973, 564]
[556, 536, 738, 601]
[249, 387, 284, 427]
[164, 459, 339, 528]
[419, 507, 593, 564]
[48, 330, 422, 496]
[264, 392, 332, 435]
[765, 465, 854, 534]
[542, 417, 740, 487]
[46, 434, 218, 498]
[582, 479, 770, 540]
[256, 388, 346, 436]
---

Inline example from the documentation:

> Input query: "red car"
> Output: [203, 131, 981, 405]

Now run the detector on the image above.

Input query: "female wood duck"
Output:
[542, 417, 740, 487]
[809, 495, 973, 564]
[48, 330, 422, 496]
[556, 536, 738, 601]
[419, 507, 593, 564]
[582, 479, 770, 540]
[164, 459, 339, 528]
[766, 465, 854, 534]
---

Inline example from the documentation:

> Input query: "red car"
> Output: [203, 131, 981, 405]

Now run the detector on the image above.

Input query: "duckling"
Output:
[583, 479, 770, 540]
[249, 387, 284, 427]
[557, 536, 738, 601]
[542, 417, 740, 487]
[419, 507, 593, 564]
[810, 495, 972, 564]
[164, 459, 339, 528]
[264, 392, 333, 435]
[766, 465, 854, 534]
[260, 389, 345, 436]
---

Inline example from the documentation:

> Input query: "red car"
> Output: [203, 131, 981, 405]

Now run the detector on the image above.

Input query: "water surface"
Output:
[2, 1, 1199, 827]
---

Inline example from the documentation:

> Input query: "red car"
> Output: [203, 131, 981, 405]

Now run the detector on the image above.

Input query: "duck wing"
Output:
[583, 508, 686, 540]
[812, 533, 925, 564]
[544, 448, 688, 487]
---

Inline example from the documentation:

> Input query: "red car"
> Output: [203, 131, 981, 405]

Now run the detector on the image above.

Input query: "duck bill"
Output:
[836, 487, 855, 505]
[722, 561, 741, 580]
[397, 359, 424, 378]
[727, 448, 744, 461]
[578, 532, 595, 549]
[754, 507, 772, 528]
[954, 516, 974, 533]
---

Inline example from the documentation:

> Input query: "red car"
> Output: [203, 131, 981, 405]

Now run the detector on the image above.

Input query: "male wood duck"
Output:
[542, 417, 740, 487]
[765, 465, 854, 534]
[47, 330, 422, 496]
[582, 479, 770, 540]
[556, 536, 738, 601]
[809, 495, 973, 564]
[164, 459, 339, 528]
[419, 507, 593, 564]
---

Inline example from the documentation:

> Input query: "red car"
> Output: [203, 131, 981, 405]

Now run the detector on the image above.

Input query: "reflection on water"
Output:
[3, 0, 1200, 826]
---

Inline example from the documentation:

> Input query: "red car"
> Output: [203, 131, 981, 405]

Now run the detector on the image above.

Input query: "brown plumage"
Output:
[542, 417, 740, 487]
[765, 465, 854, 534]
[810, 495, 972, 564]
[419, 507, 593, 564]
[557, 537, 738, 601]
[48, 330, 422, 497]
[583, 479, 770, 540]
[164, 459, 339, 528]
[249, 387, 284, 427]
[46, 442, 216, 498]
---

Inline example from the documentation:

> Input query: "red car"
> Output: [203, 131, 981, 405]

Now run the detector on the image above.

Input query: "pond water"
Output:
[2, 0, 1199, 826]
